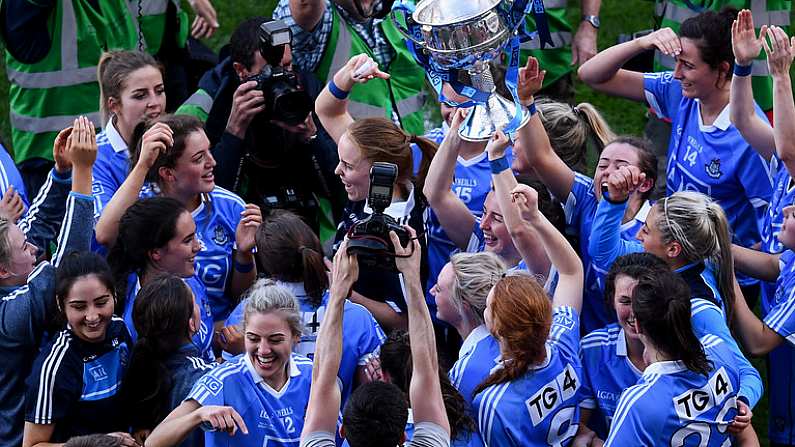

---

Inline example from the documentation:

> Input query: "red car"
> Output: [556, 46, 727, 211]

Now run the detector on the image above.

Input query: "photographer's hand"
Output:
[390, 226, 421, 281]
[226, 81, 266, 139]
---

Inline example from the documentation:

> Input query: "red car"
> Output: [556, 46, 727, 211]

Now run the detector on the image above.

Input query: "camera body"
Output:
[251, 20, 313, 126]
[346, 163, 410, 271]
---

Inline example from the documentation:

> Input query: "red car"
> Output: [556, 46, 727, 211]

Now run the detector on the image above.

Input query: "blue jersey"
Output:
[92, 122, 129, 224]
[473, 306, 581, 447]
[25, 319, 132, 442]
[226, 282, 385, 404]
[579, 324, 642, 440]
[566, 172, 650, 333]
[166, 345, 217, 447]
[124, 274, 214, 362]
[604, 335, 741, 447]
[588, 198, 764, 408]
[760, 250, 795, 443]
[450, 325, 501, 409]
[187, 353, 313, 447]
[644, 72, 774, 269]
[760, 169, 795, 314]
[0, 142, 28, 208]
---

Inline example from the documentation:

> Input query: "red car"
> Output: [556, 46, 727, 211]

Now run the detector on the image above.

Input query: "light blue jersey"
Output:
[92, 122, 129, 224]
[761, 250, 795, 444]
[473, 306, 581, 447]
[565, 172, 650, 333]
[644, 72, 774, 286]
[188, 353, 313, 447]
[450, 325, 501, 409]
[760, 169, 795, 314]
[605, 335, 741, 447]
[0, 142, 28, 208]
[123, 274, 214, 362]
[579, 324, 642, 440]
[588, 198, 764, 408]
[226, 282, 385, 404]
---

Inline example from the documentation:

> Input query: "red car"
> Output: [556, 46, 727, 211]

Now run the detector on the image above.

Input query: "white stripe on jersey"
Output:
[479, 381, 510, 447]
[580, 327, 621, 350]
[690, 298, 723, 318]
[1, 261, 49, 301]
[699, 334, 723, 350]
[51, 195, 76, 266]
[18, 173, 54, 235]
[607, 373, 661, 442]
[190, 361, 245, 403]
[34, 332, 71, 423]
[765, 287, 795, 332]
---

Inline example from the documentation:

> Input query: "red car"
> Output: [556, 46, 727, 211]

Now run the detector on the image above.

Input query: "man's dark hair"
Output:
[230, 16, 269, 69]
[343, 381, 409, 447]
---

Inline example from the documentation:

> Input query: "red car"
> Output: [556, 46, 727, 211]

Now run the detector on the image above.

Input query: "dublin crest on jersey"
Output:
[705, 159, 723, 179]
[211, 224, 230, 245]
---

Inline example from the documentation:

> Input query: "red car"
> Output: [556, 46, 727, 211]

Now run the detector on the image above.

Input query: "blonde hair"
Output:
[449, 251, 508, 325]
[243, 278, 303, 337]
[537, 98, 615, 171]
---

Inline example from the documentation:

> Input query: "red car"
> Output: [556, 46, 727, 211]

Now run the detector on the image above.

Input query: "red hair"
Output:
[474, 275, 552, 394]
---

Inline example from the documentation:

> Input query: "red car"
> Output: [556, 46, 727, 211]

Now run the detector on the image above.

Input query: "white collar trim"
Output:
[644, 359, 687, 375]
[243, 353, 301, 395]
[458, 324, 491, 359]
[107, 120, 129, 154]
[696, 100, 731, 132]
[364, 184, 416, 219]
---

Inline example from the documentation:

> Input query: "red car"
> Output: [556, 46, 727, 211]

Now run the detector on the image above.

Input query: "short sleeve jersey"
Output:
[604, 335, 741, 447]
[25, 319, 132, 442]
[643, 72, 774, 254]
[449, 325, 501, 409]
[473, 306, 582, 447]
[124, 274, 215, 362]
[188, 353, 313, 447]
[563, 172, 650, 333]
[760, 250, 795, 444]
[578, 324, 642, 440]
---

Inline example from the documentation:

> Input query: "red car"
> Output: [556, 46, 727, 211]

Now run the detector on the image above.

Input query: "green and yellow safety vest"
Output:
[519, 0, 574, 88]
[128, 0, 189, 54]
[315, 7, 427, 135]
[653, 0, 792, 111]
[4, 0, 137, 163]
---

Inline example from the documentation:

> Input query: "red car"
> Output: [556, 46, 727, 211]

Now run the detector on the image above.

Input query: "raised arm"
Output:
[578, 28, 682, 101]
[765, 25, 795, 174]
[730, 10, 776, 158]
[514, 57, 575, 200]
[488, 130, 550, 275]
[731, 274, 784, 356]
[391, 227, 450, 433]
[511, 184, 584, 312]
[316, 54, 388, 143]
[731, 244, 781, 282]
[422, 108, 477, 249]
[94, 123, 173, 248]
[146, 400, 248, 447]
[302, 242, 357, 435]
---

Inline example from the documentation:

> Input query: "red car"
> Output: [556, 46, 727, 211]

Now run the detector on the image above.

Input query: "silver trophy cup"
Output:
[404, 0, 530, 141]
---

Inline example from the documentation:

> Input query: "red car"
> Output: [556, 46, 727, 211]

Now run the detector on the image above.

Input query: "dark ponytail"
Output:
[107, 197, 188, 312]
[680, 8, 738, 79]
[121, 274, 195, 431]
[255, 211, 328, 307]
[632, 271, 711, 375]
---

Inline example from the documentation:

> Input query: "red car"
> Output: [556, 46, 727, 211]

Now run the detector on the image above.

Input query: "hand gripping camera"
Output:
[248, 19, 313, 126]
[346, 163, 411, 271]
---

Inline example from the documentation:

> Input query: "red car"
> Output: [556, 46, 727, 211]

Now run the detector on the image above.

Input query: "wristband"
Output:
[733, 62, 753, 77]
[328, 79, 350, 100]
[234, 258, 255, 273]
[489, 155, 510, 174]
[527, 101, 537, 116]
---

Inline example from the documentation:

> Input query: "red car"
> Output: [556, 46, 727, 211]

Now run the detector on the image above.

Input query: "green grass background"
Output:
[0, 0, 772, 442]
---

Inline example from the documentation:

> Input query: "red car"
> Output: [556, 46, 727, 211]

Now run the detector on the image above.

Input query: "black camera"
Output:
[346, 162, 411, 271]
[249, 20, 313, 126]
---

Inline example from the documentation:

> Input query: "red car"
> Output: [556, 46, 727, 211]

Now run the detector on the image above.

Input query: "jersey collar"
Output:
[458, 324, 492, 359]
[620, 200, 652, 232]
[277, 281, 308, 299]
[696, 100, 731, 132]
[644, 360, 687, 375]
[106, 119, 129, 154]
[243, 353, 301, 395]
[363, 184, 416, 220]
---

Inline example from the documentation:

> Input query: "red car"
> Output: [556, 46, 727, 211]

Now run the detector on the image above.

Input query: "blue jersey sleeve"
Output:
[549, 306, 580, 361]
[91, 147, 124, 224]
[642, 72, 681, 121]
[562, 173, 597, 235]
[604, 383, 658, 446]
[25, 333, 81, 424]
[18, 169, 72, 253]
[588, 198, 644, 271]
[690, 299, 763, 407]
[763, 252, 795, 344]
[187, 365, 232, 407]
[735, 149, 775, 233]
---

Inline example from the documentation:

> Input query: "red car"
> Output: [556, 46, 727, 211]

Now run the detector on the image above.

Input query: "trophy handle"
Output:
[390, 6, 425, 47]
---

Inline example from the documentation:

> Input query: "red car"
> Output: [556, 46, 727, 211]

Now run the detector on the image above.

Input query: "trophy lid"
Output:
[413, 0, 503, 26]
